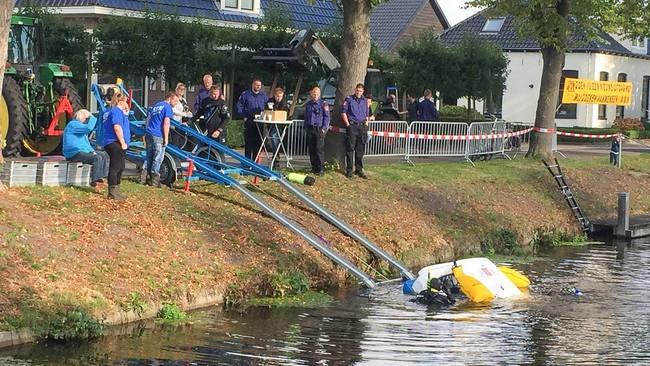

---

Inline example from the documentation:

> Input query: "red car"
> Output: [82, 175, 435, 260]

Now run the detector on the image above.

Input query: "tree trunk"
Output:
[0, 3, 13, 167]
[526, 47, 565, 160]
[324, 0, 372, 166]
[527, 0, 570, 160]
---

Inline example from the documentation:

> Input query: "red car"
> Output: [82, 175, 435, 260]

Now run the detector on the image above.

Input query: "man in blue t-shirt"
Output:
[145, 91, 179, 187]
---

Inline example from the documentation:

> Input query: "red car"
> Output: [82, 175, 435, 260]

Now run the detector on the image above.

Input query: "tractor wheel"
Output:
[1, 77, 29, 157]
[21, 78, 84, 155]
[54, 78, 84, 111]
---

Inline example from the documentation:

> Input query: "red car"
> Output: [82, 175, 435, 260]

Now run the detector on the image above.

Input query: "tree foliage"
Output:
[465, 0, 638, 158]
[394, 32, 508, 115]
[93, 9, 341, 92]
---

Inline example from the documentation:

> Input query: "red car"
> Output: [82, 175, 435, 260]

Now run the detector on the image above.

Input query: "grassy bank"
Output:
[2, 155, 650, 339]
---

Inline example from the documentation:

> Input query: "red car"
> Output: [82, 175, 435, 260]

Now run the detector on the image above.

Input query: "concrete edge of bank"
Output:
[0, 289, 223, 350]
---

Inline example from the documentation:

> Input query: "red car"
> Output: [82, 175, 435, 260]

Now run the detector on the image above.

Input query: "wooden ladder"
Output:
[544, 158, 591, 232]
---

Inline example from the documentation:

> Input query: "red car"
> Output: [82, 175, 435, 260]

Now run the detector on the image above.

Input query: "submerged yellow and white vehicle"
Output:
[403, 258, 530, 303]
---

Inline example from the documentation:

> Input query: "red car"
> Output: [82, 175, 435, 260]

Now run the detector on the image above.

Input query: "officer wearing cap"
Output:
[341, 83, 370, 179]
[304, 85, 330, 176]
[236, 78, 267, 160]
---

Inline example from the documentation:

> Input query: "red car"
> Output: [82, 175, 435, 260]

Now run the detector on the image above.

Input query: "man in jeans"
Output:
[145, 91, 178, 187]
[341, 83, 370, 179]
[63, 109, 109, 188]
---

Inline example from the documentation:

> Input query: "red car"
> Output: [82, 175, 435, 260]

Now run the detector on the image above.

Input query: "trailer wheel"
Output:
[159, 153, 178, 187]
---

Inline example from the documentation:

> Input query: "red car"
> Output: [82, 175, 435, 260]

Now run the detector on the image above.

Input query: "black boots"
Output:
[151, 173, 161, 188]
[108, 185, 126, 200]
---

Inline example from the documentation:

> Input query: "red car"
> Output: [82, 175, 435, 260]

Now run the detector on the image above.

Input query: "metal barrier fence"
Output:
[365, 121, 409, 157]
[285, 120, 533, 165]
[407, 121, 468, 160]
[465, 121, 510, 163]
[285, 122, 309, 163]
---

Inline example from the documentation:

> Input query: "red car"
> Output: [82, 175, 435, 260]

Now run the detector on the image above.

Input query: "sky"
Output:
[439, 0, 482, 26]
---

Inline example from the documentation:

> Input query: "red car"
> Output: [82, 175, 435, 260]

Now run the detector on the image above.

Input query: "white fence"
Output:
[285, 120, 532, 165]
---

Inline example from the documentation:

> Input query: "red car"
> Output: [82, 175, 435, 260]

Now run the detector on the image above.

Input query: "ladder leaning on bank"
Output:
[544, 158, 591, 232]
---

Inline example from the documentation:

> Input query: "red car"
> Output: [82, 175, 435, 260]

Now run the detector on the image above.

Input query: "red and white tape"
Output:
[329, 125, 620, 140]
[329, 126, 533, 141]
[556, 131, 620, 139]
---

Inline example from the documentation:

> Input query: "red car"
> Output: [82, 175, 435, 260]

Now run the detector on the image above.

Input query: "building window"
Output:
[222, 0, 256, 12]
[481, 18, 506, 33]
[631, 37, 646, 48]
[598, 71, 608, 120]
[557, 70, 578, 119]
[616, 73, 627, 119]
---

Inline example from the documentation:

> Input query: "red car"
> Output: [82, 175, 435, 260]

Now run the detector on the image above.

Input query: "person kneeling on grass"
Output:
[63, 109, 109, 189]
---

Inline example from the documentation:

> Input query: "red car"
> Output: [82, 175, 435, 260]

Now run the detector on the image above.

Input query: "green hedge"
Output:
[226, 120, 245, 149]
[557, 127, 619, 143]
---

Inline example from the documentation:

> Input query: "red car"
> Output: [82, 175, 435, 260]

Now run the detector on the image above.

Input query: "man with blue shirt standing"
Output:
[341, 83, 370, 179]
[417, 89, 439, 121]
[304, 85, 330, 176]
[145, 91, 178, 188]
[236, 78, 267, 160]
[63, 109, 109, 188]
[103, 99, 131, 200]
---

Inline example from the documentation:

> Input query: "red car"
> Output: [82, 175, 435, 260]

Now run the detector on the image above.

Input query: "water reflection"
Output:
[3, 240, 650, 365]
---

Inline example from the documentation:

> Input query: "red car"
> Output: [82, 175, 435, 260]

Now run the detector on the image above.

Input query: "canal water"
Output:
[2, 239, 650, 365]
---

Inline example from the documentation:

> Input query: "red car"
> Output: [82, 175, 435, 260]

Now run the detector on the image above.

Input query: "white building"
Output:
[441, 13, 650, 128]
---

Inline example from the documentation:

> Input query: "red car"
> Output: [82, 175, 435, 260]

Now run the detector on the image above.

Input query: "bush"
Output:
[557, 127, 619, 143]
[269, 270, 310, 298]
[156, 303, 187, 322]
[480, 229, 523, 256]
[39, 308, 103, 341]
[439, 105, 484, 122]
[613, 117, 644, 132]
[530, 227, 586, 253]
[626, 130, 641, 139]
[226, 120, 244, 148]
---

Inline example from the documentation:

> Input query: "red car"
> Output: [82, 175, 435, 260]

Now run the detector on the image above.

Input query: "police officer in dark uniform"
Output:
[193, 85, 230, 161]
[407, 96, 419, 123]
[304, 85, 330, 176]
[236, 78, 267, 160]
[341, 83, 370, 179]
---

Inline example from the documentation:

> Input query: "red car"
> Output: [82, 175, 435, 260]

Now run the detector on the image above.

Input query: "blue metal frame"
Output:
[88, 83, 417, 287]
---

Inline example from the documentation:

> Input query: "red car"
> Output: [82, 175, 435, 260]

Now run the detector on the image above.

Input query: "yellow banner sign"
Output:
[562, 78, 632, 106]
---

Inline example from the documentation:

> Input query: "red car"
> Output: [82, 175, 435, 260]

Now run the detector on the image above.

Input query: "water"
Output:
[3, 239, 650, 365]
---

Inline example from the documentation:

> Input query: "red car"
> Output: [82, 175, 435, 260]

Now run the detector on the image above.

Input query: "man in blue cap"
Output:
[304, 85, 330, 176]
[236, 78, 267, 160]
[341, 83, 370, 179]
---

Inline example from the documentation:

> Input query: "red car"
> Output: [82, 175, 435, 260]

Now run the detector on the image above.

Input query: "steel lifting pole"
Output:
[167, 145, 377, 288]
[278, 179, 417, 280]
[230, 182, 376, 288]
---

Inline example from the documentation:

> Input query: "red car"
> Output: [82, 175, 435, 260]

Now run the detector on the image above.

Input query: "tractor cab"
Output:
[1, 15, 82, 157]
[7, 16, 47, 74]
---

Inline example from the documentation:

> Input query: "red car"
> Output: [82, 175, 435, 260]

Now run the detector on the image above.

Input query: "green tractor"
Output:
[1, 15, 83, 157]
